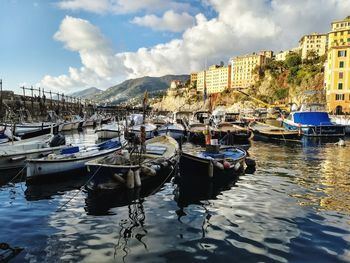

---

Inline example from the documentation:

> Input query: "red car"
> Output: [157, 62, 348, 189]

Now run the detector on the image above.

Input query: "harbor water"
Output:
[0, 128, 350, 262]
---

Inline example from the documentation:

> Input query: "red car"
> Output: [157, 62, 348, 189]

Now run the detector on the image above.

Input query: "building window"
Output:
[338, 50, 347, 57]
[339, 72, 344, 79]
[340, 61, 344, 68]
[338, 83, 343, 90]
[336, 94, 345, 100]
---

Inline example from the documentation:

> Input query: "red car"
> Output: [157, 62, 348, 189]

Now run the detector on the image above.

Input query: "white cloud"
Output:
[42, 0, 350, 91]
[131, 10, 194, 32]
[41, 16, 127, 91]
[57, 0, 190, 14]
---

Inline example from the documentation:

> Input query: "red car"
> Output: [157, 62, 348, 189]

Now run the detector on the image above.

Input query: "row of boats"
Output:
[1, 103, 347, 190]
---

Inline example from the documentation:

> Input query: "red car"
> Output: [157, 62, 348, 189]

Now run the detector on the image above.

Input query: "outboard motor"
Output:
[50, 134, 66, 147]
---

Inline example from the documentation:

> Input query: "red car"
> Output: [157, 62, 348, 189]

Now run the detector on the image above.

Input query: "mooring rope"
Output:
[6, 165, 27, 186]
[56, 166, 101, 212]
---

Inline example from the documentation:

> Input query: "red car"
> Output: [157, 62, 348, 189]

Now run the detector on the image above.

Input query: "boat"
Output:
[129, 123, 157, 140]
[179, 143, 246, 180]
[282, 111, 345, 137]
[188, 123, 207, 144]
[0, 134, 66, 171]
[0, 109, 59, 139]
[214, 122, 251, 143]
[26, 137, 126, 181]
[85, 135, 179, 192]
[249, 121, 301, 141]
[95, 122, 124, 139]
[158, 123, 186, 140]
[330, 115, 350, 134]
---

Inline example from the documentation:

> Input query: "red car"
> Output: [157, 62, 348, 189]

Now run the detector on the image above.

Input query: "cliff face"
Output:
[152, 54, 326, 112]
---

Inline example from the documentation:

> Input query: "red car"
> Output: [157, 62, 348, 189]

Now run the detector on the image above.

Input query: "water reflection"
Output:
[24, 176, 86, 201]
[113, 199, 147, 263]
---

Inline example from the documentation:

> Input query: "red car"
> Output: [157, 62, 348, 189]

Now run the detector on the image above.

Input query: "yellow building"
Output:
[276, 47, 301, 61]
[190, 72, 197, 86]
[230, 51, 272, 88]
[325, 16, 350, 114]
[299, 32, 327, 60]
[196, 64, 231, 94]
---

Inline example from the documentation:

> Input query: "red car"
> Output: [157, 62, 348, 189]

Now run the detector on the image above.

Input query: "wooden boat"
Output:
[85, 135, 179, 191]
[249, 121, 301, 141]
[188, 123, 206, 144]
[158, 123, 186, 140]
[26, 138, 126, 181]
[213, 122, 251, 143]
[180, 144, 246, 180]
[0, 134, 66, 171]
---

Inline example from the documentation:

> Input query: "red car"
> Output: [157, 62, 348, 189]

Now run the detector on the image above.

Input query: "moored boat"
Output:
[129, 123, 157, 140]
[85, 135, 179, 191]
[282, 111, 345, 137]
[180, 143, 246, 180]
[214, 122, 251, 143]
[95, 122, 124, 139]
[249, 121, 301, 141]
[158, 123, 186, 140]
[26, 138, 126, 181]
[0, 134, 66, 171]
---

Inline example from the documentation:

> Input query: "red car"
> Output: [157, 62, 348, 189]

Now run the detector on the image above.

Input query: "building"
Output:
[299, 32, 327, 60]
[196, 64, 231, 95]
[275, 47, 301, 61]
[230, 51, 272, 88]
[190, 73, 197, 87]
[324, 16, 350, 113]
[167, 80, 185, 96]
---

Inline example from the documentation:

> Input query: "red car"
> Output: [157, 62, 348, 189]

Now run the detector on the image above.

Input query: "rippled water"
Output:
[1, 128, 350, 262]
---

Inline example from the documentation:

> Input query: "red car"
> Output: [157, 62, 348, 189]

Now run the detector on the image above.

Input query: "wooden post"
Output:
[50, 90, 52, 110]
[0, 79, 3, 117]
[31, 86, 34, 112]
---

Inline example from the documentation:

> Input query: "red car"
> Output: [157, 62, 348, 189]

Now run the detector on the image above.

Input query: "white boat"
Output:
[158, 123, 185, 140]
[0, 133, 55, 147]
[129, 123, 157, 139]
[330, 115, 350, 134]
[0, 135, 66, 171]
[59, 122, 74, 131]
[95, 122, 124, 139]
[26, 138, 127, 180]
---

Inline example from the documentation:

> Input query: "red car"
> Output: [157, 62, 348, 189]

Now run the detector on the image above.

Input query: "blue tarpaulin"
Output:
[293, 112, 333, 126]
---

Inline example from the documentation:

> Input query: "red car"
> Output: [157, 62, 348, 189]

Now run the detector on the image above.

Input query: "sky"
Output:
[1, 0, 350, 94]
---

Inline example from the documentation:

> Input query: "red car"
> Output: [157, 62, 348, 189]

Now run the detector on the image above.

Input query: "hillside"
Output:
[69, 87, 103, 99]
[96, 75, 189, 104]
[153, 53, 326, 112]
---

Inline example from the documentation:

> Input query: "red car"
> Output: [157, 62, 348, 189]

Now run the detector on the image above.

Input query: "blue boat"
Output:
[282, 111, 345, 137]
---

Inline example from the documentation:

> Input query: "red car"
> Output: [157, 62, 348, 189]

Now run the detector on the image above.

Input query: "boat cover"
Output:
[293, 112, 333, 126]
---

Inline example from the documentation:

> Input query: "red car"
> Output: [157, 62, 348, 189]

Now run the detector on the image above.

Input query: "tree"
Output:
[305, 50, 319, 63]
[284, 53, 302, 68]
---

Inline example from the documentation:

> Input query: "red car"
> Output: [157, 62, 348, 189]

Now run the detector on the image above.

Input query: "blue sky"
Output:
[1, 0, 349, 94]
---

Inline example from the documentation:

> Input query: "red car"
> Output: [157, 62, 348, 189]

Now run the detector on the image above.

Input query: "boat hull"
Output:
[283, 121, 345, 137]
[0, 146, 64, 171]
[96, 130, 122, 139]
[26, 148, 120, 180]
[158, 129, 185, 140]
[179, 151, 245, 180]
